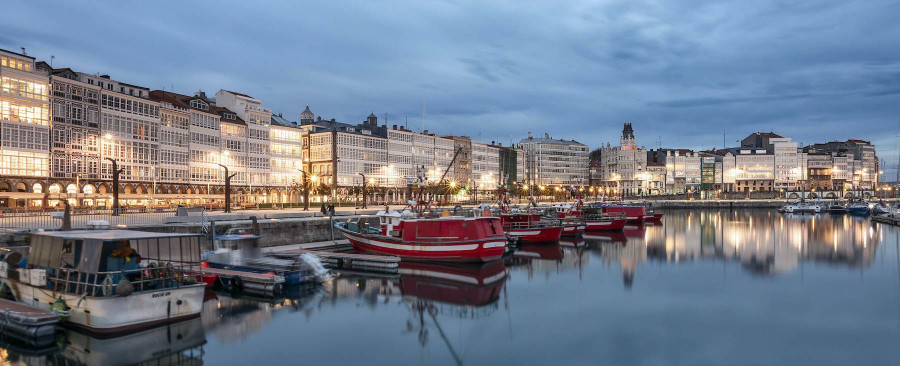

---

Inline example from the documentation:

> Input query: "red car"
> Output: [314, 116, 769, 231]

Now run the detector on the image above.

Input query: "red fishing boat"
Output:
[500, 212, 564, 243]
[601, 205, 647, 223]
[643, 211, 663, 222]
[584, 216, 628, 231]
[334, 210, 507, 262]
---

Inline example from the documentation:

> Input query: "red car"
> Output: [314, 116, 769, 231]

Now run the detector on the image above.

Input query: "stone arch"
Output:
[123, 184, 134, 194]
[787, 192, 800, 199]
[66, 183, 77, 194]
[825, 192, 836, 198]
[30, 182, 42, 193]
[83, 184, 96, 194]
[135, 185, 146, 195]
[809, 192, 818, 199]
[864, 191, 873, 198]
[97, 183, 109, 194]
[48, 183, 62, 194]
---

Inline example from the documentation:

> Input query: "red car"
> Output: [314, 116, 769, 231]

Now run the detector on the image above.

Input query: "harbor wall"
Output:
[136, 216, 380, 248]
[644, 200, 785, 209]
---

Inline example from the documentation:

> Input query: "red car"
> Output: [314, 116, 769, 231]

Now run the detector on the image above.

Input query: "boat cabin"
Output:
[375, 211, 504, 242]
[18, 230, 203, 297]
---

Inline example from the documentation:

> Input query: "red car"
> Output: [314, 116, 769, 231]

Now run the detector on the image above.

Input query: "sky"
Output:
[3, 0, 899, 179]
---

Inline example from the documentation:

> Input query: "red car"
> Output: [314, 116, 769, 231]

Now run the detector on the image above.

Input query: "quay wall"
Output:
[643, 200, 785, 209]
[136, 216, 381, 248]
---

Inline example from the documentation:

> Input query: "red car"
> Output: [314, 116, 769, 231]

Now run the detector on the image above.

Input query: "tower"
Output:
[366, 112, 377, 126]
[300, 105, 314, 125]
[620, 122, 636, 148]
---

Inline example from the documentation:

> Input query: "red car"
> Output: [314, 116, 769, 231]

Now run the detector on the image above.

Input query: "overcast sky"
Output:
[3, 0, 899, 179]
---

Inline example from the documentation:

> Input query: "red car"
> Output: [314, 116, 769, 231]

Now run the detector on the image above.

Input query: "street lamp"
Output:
[359, 172, 367, 209]
[297, 168, 310, 211]
[217, 162, 236, 213]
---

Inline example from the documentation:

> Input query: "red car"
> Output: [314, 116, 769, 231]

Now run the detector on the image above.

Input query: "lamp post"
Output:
[105, 157, 123, 215]
[297, 168, 309, 211]
[217, 163, 236, 213]
[359, 172, 367, 209]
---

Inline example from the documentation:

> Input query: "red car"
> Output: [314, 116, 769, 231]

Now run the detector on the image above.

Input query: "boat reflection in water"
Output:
[583, 209, 883, 287]
[0, 317, 206, 365]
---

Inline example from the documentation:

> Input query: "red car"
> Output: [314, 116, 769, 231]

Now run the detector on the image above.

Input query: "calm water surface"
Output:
[3, 209, 900, 365]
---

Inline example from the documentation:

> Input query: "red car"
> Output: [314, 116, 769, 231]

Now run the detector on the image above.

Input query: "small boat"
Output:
[204, 227, 330, 286]
[847, 201, 870, 215]
[500, 212, 564, 243]
[3, 230, 206, 335]
[335, 210, 507, 262]
[871, 202, 890, 216]
[780, 200, 822, 214]
[0, 298, 58, 345]
[827, 202, 847, 214]
[581, 207, 628, 231]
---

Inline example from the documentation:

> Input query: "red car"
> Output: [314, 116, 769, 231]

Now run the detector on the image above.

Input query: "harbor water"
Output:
[2, 209, 899, 365]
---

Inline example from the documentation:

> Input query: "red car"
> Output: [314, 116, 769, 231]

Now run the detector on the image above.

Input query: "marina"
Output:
[1, 208, 899, 364]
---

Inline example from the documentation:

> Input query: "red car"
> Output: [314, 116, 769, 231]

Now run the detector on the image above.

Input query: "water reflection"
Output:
[590, 210, 883, 287]
[0, 317, 205, 365]
[1, 210, 897, 365]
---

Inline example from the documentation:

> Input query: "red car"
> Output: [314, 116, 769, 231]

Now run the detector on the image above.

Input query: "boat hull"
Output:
[561, 224, 586, 237]
[8, 281, 205, 336]
[506, 226, 564, 243]
[644, 213, 663, 222]
[338, 227, 506, 262]
[585, 218, 628, 231]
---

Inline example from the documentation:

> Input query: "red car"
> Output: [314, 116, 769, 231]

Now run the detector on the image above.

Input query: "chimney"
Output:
[545, 133, 550, 139]
[392, 125, 397, 130]
[424, 130, 429, 134]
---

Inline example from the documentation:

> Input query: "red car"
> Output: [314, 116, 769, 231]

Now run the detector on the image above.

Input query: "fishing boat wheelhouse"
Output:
[1, 230, 206, 335]
[335, 210, 508, 262]
[499, 212, 564, 243]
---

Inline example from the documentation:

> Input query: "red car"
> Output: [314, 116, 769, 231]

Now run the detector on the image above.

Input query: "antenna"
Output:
[50, 55, 55, 67]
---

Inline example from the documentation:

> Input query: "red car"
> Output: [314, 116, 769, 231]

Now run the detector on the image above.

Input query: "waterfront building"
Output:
[386, 124, 415, 188]
[34, 63, 101, 184]
[498, 144, 525, 186]
[269, 114, 303, 189]
[471, 140, 500, 190]
[664, 150, 702, 194]
[0, 49, 50, 203]
[447, 136, 473, 185]
[214, 90, 271, 188]
[154, 93, 190, 185]
[299, 113, 388, 195]
[519, 132, 588, 187]
[83, 73, 161, 199]
[599, 123, 648, 196]
[806, 140, 877, 190]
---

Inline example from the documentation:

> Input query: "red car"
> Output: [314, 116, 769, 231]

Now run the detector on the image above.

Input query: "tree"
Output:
[589, 148, 603, 163]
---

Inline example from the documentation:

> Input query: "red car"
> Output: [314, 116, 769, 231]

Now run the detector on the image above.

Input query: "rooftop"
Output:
[32, 230, 201, 241]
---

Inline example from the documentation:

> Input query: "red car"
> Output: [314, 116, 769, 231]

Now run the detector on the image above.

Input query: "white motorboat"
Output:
[0, 230, 206, 335]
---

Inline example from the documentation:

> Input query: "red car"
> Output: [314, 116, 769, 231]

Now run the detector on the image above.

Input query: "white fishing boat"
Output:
[0, 230, 206, 335]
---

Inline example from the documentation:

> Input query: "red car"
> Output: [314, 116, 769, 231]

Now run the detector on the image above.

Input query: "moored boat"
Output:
[600, 205, 646, 223]
[827, 201, 847, 214]
[2, 230, 206, 335]
[335, 210, 507, 262]
[203, 227, 330, 286]
[500, 212, 564, 243]
[847, 200, 870, 215]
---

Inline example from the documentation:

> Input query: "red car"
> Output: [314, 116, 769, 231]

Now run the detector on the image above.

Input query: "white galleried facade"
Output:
[0, 50, 50, 187]
[472, 140, 500, 188]
[269, 114, 303, 188]
[520, 133, 588, 186]
[214, 90, 271, 187]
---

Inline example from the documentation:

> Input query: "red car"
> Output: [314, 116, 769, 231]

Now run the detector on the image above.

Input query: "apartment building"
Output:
[519, 132, 588, 186]
[0, 49, 50, 191]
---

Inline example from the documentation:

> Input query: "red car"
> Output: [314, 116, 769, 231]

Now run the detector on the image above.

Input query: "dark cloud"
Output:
[2, 0, 899, 179]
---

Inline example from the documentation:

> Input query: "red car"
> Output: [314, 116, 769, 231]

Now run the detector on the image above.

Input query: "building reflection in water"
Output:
[584, 209, 882, 287]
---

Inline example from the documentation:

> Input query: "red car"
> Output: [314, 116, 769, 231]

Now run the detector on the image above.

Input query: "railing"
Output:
[0, 207, 177, 230]
[43, 262, 199, 298]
